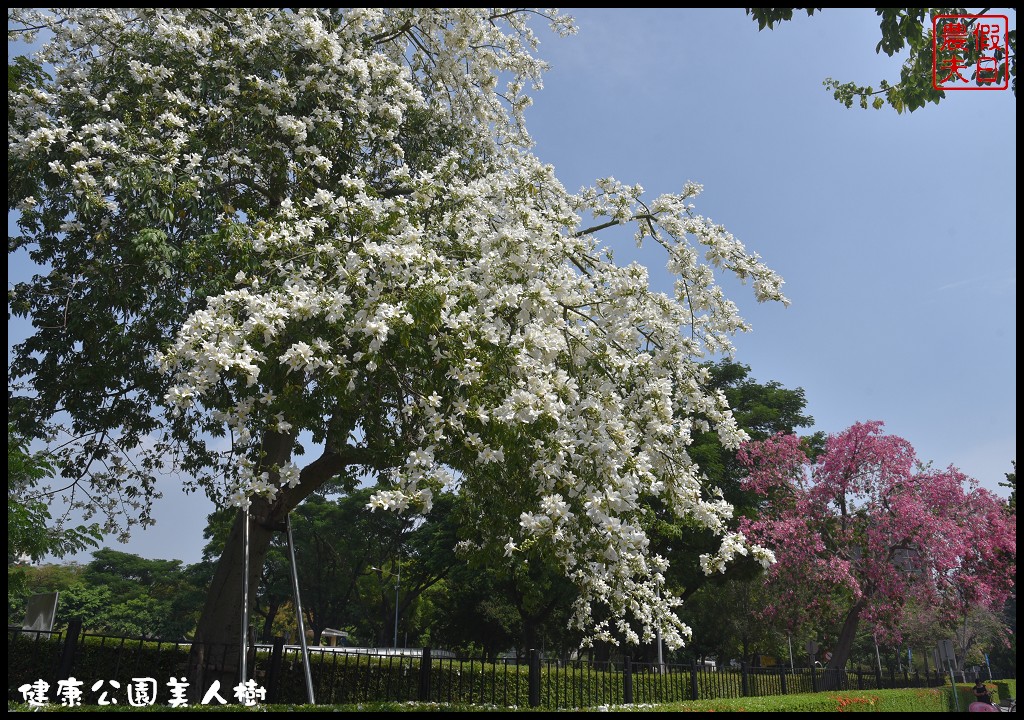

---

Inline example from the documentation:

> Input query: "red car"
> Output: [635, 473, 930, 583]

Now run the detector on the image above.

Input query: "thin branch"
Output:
[574, 213, 657, 238]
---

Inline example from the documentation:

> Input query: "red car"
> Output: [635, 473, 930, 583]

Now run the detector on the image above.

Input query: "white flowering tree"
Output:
[9, 8, 786, 682]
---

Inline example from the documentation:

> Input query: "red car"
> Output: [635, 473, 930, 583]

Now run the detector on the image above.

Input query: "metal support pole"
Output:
[947, 658, 960, 712]
[655, 587, 664, 674]
[286, 514, 316, 704]
[656, 625, 664, 673]
[240, 506, 250, 685]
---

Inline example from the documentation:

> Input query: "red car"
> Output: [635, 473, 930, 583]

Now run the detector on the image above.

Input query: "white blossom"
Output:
[9, 7, 787, 653]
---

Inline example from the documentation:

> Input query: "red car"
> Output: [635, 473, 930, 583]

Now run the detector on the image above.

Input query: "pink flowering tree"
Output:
[737, 421, 1016, 671]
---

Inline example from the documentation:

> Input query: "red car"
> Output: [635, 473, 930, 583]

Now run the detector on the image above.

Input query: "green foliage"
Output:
[7, 562, 85, 628]
[419, 496, 580, 658]
[746, 8, 1017, 113]
[197, 486, 474, 649]
[292, 491, 411, 644]
[8, 426, 102, 604]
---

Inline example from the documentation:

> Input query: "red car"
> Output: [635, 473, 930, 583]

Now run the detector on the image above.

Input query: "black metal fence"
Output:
[7, 623, 960, 709]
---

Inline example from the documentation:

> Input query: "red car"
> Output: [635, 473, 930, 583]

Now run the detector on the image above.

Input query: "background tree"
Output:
[377, 490, 464, 648]
[678, 572, 786, 667]
[9, 8, 788, 690]
[12, 549, 210, 638]
[73, 548, 206, 638]
[421, 566, 522, 659]
[293, 488, 459, 647]
[737, 420, 1016, 673]
[201, 484, 461, 647]
[747, 8, 1017, 113]
[7, 561, 84, 628]
[290, 491, 403, 645]
[396, 487, 580, 659]
[896, 600, 949, 674]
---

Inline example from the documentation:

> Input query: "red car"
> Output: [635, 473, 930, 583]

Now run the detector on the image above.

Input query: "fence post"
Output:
[265, 637, 285, 703]
[690, 660, 699, 701]
[741, 661, 749, 697]
[780, 665, 788, 695]
[528, 648, 541, 708]
[418, 646, 432, 702]
[55, 618, 83, 687]
[623, 656, 634, 705]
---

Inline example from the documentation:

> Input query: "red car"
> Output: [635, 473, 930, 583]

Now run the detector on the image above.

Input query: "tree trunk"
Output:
[187, 495, 281, 699]
[828, 598, 867, 672]
[260, 598, 281, 643]
[522, 617, 539, 655]
[186, 436, 354, 697]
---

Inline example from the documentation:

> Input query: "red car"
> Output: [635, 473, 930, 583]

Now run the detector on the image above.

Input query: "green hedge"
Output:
[950, 679, 1008, 709]
[8, 632, 64, 697]
[993, 678, 1016, 704]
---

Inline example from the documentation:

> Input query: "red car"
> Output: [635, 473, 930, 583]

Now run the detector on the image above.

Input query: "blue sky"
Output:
[524, 9, 1016, 490]
[9, 9, 1016, 565]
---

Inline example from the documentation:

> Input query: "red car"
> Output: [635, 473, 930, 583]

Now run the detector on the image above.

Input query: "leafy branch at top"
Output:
[746, 8, 1016, 113]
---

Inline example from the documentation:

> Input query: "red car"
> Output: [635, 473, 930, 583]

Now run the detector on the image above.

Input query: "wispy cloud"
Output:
[935, 278, 978, 292]
[935, 274, 1016, 293]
